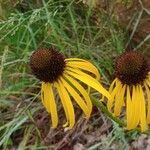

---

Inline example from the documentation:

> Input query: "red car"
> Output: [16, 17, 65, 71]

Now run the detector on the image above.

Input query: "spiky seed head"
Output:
[30, 48, 66, 82]
[115, 51, 149, 85]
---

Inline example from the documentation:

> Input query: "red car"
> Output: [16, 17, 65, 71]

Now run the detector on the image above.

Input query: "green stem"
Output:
[91, 96, 125, 126]
[91, 96, 150, 135]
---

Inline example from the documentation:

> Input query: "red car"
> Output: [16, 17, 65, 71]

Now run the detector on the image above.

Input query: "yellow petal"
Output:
[126, 85, 133, 130]
[42, 82, 58, 128]
[114, 85, 126, 116]
[54, 82, 69, 127]
[145, 83, 150, 124]
[55, 80, 75, 129]
[132, 86, 140, 128]
[139, 85, 147, 131]
[66, 68, 111, 100]
[66, 61, 100, 80]
[41, 82, 51, 113]
[107, 79, 122, 112]
[109, 78, 117, 93]
[64, 74, 92, 113]
[111, 79, 122, 99]
[61, 75, 91, 118]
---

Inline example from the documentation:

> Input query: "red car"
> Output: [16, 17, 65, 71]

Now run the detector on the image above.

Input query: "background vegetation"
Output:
[0, 0, 149, 149]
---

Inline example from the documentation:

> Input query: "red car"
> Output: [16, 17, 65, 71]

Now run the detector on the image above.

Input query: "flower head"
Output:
[115, 51, 149, 85]
[30, 48, 111, 129]
[30, 48, 65, 82]
[107, 51, 150, 131]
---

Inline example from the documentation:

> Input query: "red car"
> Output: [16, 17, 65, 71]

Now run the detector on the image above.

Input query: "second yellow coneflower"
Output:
[30, 48, 111, 129]
[107, 51, 150, 131]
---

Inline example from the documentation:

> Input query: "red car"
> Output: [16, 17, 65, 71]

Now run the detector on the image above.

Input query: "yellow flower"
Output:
[107, 51, 150, 131]
[30, 48, 111, 129]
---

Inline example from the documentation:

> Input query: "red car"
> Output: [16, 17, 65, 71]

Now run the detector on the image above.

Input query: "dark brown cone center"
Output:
[30, 48, 66, 82]
[115, 51, 149, 85]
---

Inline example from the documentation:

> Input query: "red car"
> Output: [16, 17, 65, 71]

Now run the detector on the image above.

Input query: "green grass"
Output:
[0, 0, 146, 149]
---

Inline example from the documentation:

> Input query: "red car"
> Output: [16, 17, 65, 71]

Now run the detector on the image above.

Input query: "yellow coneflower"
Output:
[30, 48, 111, 129]
[107, 51, 150, 131]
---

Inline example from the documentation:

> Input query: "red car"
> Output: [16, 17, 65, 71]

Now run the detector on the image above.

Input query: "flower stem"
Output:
[91, 96, 150, 135]
[91, 96, 125, 126]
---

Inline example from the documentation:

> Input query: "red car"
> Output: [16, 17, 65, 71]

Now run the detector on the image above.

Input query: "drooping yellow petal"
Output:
[131, 86, 140, 128]
[42, 82, 58, 128]
[66, 61, 100, 80]
[145, 83, 150, 124]
[66, 67, 111, 100]
[41, 82, 51, 113]
[109, 78, 117, 93]
[55, 80, 75, 129]
[107, 79, 122, 112]
[126, 85, 133, 130]
[64, 74, 92, 114]
[114, 85, 126, 116]
[110, 79, 122, 99]
[54, 82, 69, 127]
[139, 85, 147, 131]
[101, 75, 114, 100]
[128, 86, 137, 129]
[61, 76, 91, 118]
